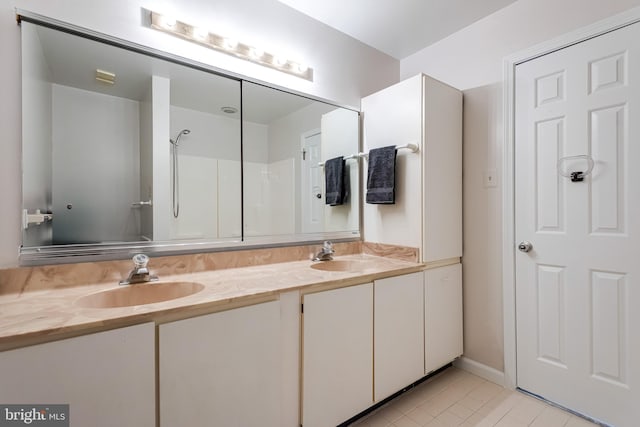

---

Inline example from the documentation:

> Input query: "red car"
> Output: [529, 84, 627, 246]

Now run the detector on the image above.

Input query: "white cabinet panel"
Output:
[422, 76, 463, 263]
[302, 283, 373, 427]
[0, 323, 156, 427]
[362, 74, 462, 263]
[362, 75, 423, 251]
[159, 301, 282, 427]
[374, 272, 424, 401]
[425, 264, 463, 374]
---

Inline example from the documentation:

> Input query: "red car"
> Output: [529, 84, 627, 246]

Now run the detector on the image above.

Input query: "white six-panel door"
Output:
[515, 21, 640, 426]
[301, 130, 324, 233]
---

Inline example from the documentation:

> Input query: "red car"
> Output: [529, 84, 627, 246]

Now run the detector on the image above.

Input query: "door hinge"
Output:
[301, 148, 306, 161]
[301, 303, 304, 313]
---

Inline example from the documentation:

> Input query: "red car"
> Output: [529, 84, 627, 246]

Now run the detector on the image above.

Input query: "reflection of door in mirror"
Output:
[52, 84, 142, 244]
[301, 129, 324, 233]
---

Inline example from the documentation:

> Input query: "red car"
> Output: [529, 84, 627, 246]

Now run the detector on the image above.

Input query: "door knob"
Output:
[518, 241, 533, 253]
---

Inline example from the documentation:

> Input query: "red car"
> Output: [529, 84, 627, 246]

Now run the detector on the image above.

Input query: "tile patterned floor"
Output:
[348, 367, 598, 427]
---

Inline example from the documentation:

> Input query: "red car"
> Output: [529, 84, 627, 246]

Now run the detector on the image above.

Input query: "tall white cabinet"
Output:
[362, 73, 462, 264]
[362, 74, 464, 392]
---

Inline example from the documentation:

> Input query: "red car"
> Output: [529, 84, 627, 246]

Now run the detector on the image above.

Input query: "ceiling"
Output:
[277, 0, 518, 59]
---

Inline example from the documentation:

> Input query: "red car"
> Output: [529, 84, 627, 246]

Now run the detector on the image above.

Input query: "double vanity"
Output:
[0, 244, 462, 427]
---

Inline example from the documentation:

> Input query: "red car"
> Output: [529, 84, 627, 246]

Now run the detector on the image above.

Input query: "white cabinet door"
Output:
[425, 264, 463, 374]
[302, 283, 373, 427]
[0, 323, 156, 427]
[159, 300, 282, 427]
[374, 272, 424, 401]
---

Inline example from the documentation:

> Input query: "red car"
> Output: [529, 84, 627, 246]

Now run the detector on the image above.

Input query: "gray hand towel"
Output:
[366, 145, 397, 204]
[325, 156, 345, 206]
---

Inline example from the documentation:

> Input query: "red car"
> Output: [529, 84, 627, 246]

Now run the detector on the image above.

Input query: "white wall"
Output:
[243, 158, 296, 237]
[217, 159, 242, 238]
[244, 122, 269, 163]
[243, 161, 270, 236]
[400, 0, 640, 372]
[267, 158, 296, 235]
[0, 0, 398, 267]
[170, 106, 241, 161]
[242, 122, 271, 237]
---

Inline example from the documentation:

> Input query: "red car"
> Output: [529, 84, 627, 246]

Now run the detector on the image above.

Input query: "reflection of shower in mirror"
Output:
[170, 129, 191, 218]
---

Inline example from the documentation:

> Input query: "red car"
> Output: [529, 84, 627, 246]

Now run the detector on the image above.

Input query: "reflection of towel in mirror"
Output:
[343, 163, 350, 203]
[366, 146, 397, 204]
[325, 156, 345, 206]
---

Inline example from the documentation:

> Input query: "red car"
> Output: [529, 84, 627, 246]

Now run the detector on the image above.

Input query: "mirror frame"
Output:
[17, 9, 362, 266]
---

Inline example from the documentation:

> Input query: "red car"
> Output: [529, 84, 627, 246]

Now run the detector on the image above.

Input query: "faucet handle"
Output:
[323, 241, 334, 252]
[132, 253, 150, 268]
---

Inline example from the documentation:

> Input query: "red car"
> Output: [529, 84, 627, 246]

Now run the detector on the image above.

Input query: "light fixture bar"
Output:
[149, 11, 313, 81]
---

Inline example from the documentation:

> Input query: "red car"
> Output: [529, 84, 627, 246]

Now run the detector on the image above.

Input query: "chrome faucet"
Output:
[312, 241, 335, 261]
[119, 254, 159, 285]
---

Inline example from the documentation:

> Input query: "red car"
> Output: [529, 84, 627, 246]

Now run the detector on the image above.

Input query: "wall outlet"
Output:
[483, 169, 498, 188]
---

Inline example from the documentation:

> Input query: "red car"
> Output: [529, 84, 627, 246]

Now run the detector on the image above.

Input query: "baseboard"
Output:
[453, 356, 506, 387]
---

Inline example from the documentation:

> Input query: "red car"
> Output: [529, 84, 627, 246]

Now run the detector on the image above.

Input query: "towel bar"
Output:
[318, 143, 419, 167]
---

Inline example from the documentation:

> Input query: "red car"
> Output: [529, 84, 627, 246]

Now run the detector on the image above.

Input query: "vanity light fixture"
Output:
[193, 26, 209, 40]
[148, 11, 313, 81]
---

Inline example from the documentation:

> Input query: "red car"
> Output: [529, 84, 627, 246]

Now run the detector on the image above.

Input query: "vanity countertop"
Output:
[0, 254, 424, 349]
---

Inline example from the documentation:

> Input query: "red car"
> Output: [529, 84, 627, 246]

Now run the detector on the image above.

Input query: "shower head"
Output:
[170, 129, 191, 146]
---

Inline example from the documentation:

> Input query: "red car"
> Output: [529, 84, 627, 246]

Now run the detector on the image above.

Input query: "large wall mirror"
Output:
[20, 18, 360, 263]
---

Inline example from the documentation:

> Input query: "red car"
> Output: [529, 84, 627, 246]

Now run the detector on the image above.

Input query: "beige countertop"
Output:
[0, 254, 424, 350]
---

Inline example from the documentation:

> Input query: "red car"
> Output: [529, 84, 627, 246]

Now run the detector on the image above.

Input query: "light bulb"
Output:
[162, 15, 176, 28]
[250, 47, 264, 59]
[295, 63, 308, 73]
[273, 56, 287, 66]
[224, 38, 238, 50]
[193, 27, 208, 40]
